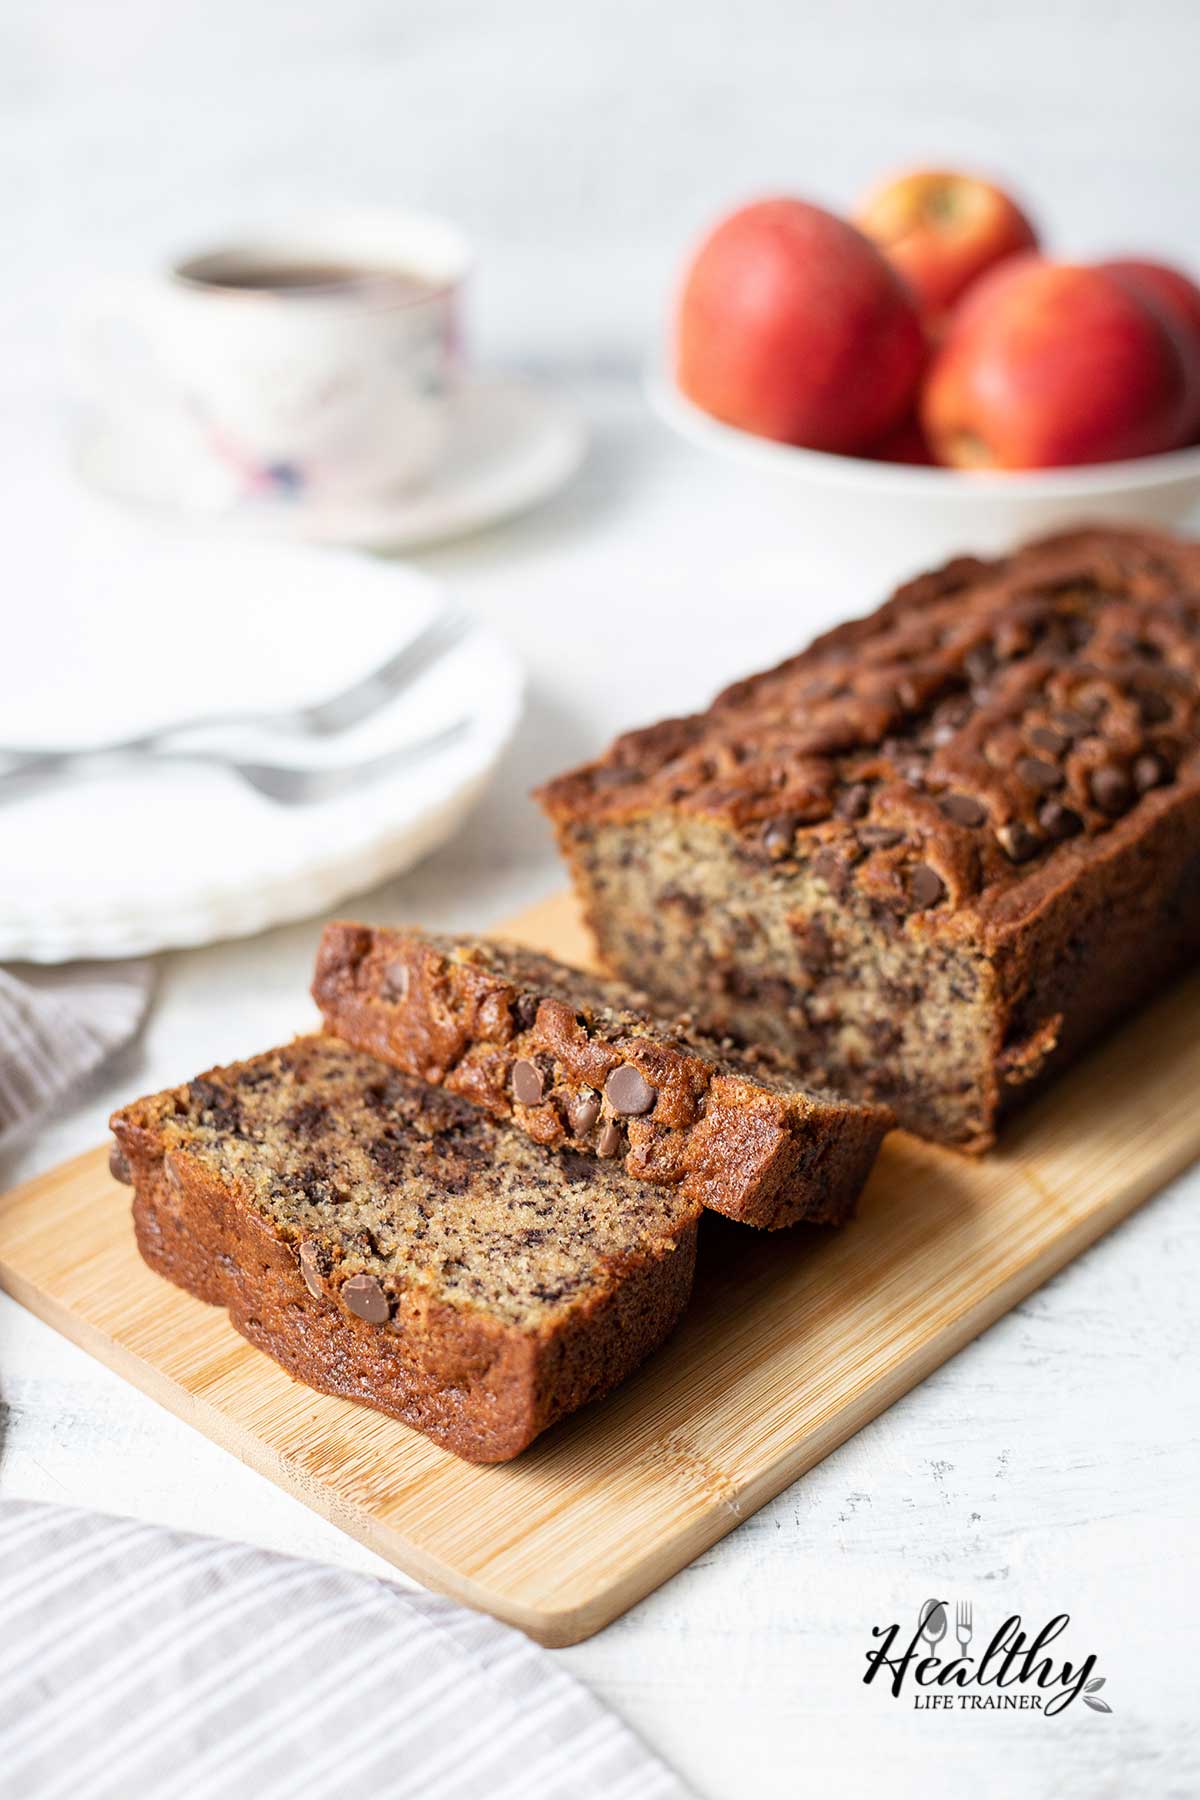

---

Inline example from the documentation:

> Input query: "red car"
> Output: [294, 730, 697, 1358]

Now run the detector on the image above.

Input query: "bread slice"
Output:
[110, 1035, 698, 1463]
[311, 923, 891, 1230]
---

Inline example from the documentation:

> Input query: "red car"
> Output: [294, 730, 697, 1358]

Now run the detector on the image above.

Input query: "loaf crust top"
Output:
[536, 527, 1200, 940]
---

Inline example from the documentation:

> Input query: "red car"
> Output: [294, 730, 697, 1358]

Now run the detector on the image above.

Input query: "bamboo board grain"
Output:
[2, 890, 1199, 1646]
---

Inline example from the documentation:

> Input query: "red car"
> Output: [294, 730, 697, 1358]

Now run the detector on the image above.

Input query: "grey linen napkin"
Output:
[0, 1500, 691, 1800]
[0, 960, 154, 1142]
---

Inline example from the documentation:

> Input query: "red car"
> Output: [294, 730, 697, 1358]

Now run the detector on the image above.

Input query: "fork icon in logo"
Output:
[956, 1599, 974, 1652]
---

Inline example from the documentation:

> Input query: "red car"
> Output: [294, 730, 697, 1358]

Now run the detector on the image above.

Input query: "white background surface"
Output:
[2, 4, 1199, 1796]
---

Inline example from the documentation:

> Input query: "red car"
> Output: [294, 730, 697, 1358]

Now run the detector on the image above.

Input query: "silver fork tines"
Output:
[0, 607, 473, 773]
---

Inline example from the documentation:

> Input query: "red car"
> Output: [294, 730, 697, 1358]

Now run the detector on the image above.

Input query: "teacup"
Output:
[77, 211, 471, 504]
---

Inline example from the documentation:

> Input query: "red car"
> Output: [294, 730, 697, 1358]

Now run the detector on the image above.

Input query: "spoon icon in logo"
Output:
[918, 1598, 949, 1652]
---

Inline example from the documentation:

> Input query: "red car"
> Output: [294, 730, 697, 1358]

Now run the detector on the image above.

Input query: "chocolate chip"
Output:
[1133, 753, 1170, 793]
[1051, 707, 1095, 739]
[835, 783, 870, 821]
[1016, 756, 1064, 792]
[1133, 687, 1171, 724]
[381, 959, 409, 1001]
[1029, 725, 1070, 757]
[1089, 766, 1133, 815]
[908, 864, 945, 909]
[566, 1091, 601, 1135]
[996, 821, 1040, 863]
[511, 1059, 546, 1106]
[761, 815, 798, 856]
[342, 1273, 389, 1324]
[858, 826, 904, 849]
[1038, 800, 1083, 840]
[108, 1143, 133, 1186]
[605, 1064, 657, 1116]
[812, 850, 850, 898]
[513, 993, 541, 1031]
[298, 1241, 325, 1300]
[597, 1120, 623, 1158]
[964, 644, 996, 683]
[940, 792, 986, 827]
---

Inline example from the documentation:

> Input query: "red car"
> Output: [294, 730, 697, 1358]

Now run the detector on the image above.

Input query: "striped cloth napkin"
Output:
[0, 1501, 690, 1800]
[0, 960, 154, 1142]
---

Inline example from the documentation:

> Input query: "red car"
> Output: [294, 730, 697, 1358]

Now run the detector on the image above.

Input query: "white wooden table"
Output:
[4, 3, 1199, 1791]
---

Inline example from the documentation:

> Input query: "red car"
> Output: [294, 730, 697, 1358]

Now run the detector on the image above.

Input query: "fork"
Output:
[955, 1599, 973, 1653]
[0, 606, 472, 776]
[0, 716, 470, 807]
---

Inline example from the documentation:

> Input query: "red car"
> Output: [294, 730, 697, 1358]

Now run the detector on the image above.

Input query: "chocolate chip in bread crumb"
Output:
[812, 850, 850, 898]
[940, 793, 986, 827]
[108, 1143, 133, 1185]
[996, 821, 1040, 863]
[1089, 766, 1133, 815]
[342, 1273, 389, 1324]
[1038, 800, 1083, 839]
[511, 1059, 546, 1105]
[858, 826, 904, 849]
[298, 1241, 325, 1299]
[908, 864, 945, 909]
[835, 783, 870, 821]
[597, 1120, 624, 1158]
[566, 1091, 601, 1135]
[605, 1064, 657, 1116]
[761, 815, 797, 857]
[381, 959, 409, 1001]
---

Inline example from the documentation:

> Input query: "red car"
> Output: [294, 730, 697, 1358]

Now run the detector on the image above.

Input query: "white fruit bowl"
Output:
[650, 372, 1200, 572]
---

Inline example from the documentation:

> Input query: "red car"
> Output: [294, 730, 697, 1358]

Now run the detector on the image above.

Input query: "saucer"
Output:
[76, 375, 587, 550]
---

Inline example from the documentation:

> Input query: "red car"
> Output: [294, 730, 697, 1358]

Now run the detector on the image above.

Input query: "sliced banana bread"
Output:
[537, 526, 1200, 1150]
[312, 924, 891, 1230]
[110, 1034, 699, 1462]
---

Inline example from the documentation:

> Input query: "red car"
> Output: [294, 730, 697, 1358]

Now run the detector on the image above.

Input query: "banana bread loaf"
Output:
[110, 1035, 698, 1462]
[537, 526, 1200, 1150]
[312, 925, 891, 1229]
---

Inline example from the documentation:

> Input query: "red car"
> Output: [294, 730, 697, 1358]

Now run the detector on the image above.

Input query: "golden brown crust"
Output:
[537, 526, 1200, 940]
[111, 1040, 698, 1463]
[311, 924, 891, 1228]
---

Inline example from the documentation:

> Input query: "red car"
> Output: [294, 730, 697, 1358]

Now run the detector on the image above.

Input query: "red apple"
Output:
[675, 198, 925, 454]
[1100, 258, 1200, 437]
[857, 169, 1037, 318]
[869, 414, 936, 465]
[921, 257, 1194, 469]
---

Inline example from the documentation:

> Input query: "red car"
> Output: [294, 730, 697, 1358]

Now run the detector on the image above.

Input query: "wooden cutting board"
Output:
[2, 891, 1198, 1646]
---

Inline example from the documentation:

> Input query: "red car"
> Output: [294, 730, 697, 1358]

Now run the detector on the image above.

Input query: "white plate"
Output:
[0, 519, 522, 963]
[76, 375, 586, 550]
[649, 370, 1200, 569]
